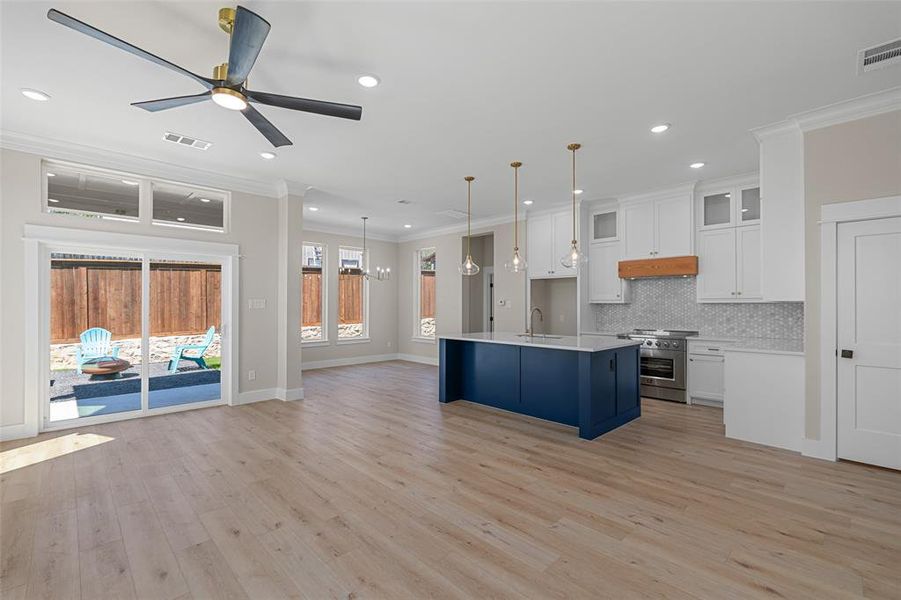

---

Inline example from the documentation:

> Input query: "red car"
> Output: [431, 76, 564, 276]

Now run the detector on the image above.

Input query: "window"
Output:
[415, 247, 436, 339]
[44, 161, 228, 232]
[302, 242, 326, 343]
[152, 182, 226, 230]
[338, 246, 367, 340]
[45, 164, 140, 221]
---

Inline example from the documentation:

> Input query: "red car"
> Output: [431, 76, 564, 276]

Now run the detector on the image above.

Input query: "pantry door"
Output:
[836, 216, 901, 470]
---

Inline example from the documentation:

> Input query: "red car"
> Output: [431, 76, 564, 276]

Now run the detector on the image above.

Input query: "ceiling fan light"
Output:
[211, 87, 248, 111]
[357, 75, 380, 88]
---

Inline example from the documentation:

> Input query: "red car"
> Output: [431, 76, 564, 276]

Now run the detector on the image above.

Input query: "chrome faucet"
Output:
[529, 307, 544, 340]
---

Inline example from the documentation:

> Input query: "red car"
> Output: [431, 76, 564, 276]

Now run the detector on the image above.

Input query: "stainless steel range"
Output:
[617, 329, 698, 403]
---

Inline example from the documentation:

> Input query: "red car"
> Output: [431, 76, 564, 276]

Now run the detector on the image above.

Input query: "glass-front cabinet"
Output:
[592, 209, 618, 242]
[698, 182, 760, 230]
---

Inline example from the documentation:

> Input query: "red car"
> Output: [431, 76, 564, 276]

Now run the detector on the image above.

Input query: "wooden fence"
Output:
[50, 259, 221, 343]
[300, 270, 436, 327]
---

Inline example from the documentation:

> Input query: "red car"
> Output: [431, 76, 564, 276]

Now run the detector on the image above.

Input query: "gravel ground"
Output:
[50, 362, 220, 402]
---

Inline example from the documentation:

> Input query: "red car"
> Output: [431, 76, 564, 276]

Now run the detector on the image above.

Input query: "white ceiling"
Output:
[3, 1, 900, 236]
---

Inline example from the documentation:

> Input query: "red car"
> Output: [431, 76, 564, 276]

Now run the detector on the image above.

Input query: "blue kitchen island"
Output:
[439, 333, 642, 440]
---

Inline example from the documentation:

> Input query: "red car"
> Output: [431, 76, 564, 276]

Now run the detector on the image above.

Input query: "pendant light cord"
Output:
[567, 143, 581, 244]
[513, 163, 519, 250]
[464, 176, 475, 259]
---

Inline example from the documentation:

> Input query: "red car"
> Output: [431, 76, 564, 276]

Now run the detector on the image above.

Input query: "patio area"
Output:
[50, 333, 222, 421]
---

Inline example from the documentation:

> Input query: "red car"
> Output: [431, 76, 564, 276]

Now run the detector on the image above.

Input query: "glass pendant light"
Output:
[505, 161, 527, 273]
[560, 142, 586, 269]
[459, 176, 480, 276]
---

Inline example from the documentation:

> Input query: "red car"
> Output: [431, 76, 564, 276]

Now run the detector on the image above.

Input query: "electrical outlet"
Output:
[248, 370, 256, 381]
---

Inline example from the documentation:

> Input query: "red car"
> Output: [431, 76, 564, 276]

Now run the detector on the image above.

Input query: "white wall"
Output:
[397, 220, 528, 361]
[0, 148, 291, 436]
[300, 228, 399, 367]
[803, 110, 901, 439]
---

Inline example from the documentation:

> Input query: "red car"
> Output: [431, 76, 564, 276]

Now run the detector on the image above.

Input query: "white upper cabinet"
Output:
[754, 124, 805, 301]
[588, 240, 629, 303]
[527, 209, 577, 279]
[698, 183, 761, 230]
[697, 228, 736, 300]
[655, 195, 693, 257]
[591, 209, 618, 242]
[736, 225, 762, 298]
[623, 201, 656, 259]
[621, 188, 693, 260]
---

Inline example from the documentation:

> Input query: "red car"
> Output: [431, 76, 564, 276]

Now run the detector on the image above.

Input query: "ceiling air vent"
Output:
[163, 132, 212, 150]
[858, 38, 901, 74]
[437, 209, 469, 220]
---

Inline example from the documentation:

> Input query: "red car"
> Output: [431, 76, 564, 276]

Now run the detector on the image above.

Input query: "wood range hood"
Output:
[618, 255, 698, 279]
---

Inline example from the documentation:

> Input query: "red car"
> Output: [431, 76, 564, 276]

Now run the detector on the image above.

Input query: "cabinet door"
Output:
[701, 191, 733, 229]
[552, 210, 575, 276]
[736, 225, 762, 299]
[622, 201, 655, 259]
[592, 210, 618, 242]
[697, 228, 736, 300]
[654, 195, 692, 257]
[738, 187, 761, 224]
[688, 354, 724, 401]
[527, 214, 553, 278]
[588, 242, 623, 302]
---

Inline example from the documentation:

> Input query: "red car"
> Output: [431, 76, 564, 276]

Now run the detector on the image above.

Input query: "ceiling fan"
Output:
[47, 6, 363, 148]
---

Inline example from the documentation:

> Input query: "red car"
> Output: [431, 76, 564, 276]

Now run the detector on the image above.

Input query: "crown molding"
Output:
[752, 86, 901, 139]
[302, 220, 398, 243]
[0, 129, 283, 198]
[397, 213, 515, 243]
[275, 179, 311, 198]
[619, 181, 697, 205]
[694, 171, 759, 193]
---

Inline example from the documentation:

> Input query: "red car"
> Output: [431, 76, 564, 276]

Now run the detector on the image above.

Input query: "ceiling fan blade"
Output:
[47, 9, 214, 89]
[246, 90, 363, 121]
[131, 92, 211, 112]
[242, 105, 293, 147]
[226, 6, 271, 86]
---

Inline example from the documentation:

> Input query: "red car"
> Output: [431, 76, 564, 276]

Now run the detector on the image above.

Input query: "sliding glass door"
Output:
[46, 249, 227, 427]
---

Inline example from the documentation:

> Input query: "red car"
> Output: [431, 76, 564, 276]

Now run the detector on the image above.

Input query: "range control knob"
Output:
[662, 341, 670, 348]
[654, 341, 660, 347]
[672, 341, 680, 348]
[645, 340, 652, 346]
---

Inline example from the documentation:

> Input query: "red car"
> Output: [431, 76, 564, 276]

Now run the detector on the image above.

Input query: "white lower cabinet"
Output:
[588, 241, 629, 303]
[688, 342, 725, 406]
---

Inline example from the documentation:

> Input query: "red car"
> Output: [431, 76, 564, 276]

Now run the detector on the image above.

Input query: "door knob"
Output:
[840, 349, 854, 359]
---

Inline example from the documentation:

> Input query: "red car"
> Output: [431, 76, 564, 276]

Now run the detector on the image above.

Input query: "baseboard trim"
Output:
[0, 422, 39, 442]
[279, 387, 304, 402]
[396, 353, 439, 366]
[802, 436, 837, 461]
[302, 354, 399, 370]
[234, 388, 280, 405]
[301, 353, 439, 370]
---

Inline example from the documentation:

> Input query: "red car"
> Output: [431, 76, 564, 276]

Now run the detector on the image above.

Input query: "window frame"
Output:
[301, 241, 328, 345]
[42, 159, 230, 233]
[412, 247, 437, 343]
[336, 245, 370, 344]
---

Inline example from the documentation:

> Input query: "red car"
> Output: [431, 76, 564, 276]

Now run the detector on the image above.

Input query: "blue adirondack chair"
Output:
[76, 327, 120, 374]
[168, 326, 216, 373]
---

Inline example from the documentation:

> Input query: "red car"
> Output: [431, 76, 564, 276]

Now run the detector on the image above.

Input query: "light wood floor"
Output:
[2, 361, 900, 599]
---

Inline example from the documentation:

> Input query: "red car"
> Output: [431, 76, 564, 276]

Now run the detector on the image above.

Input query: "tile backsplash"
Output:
[591, 278, 803, 340]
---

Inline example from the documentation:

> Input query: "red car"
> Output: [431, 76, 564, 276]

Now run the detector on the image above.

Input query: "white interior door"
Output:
[837, 217, 901, 470]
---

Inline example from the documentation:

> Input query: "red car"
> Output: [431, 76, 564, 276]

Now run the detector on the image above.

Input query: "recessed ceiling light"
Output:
[121, 179, 140, 186]
[200, 198, 211, 203]
[574, 189, 584, 195]
[650, 123, 670, 134]
[523, 200, 534, 206]
[725, 193, 731, 198]
[404, 224, 413, 229]
[690, 162, 705, 169]
[48, 198, 59, 203]
[47, 172, 56, 177]
[21, 88, 50, 102]
[176, 217, 186, 222]
[741, 208, 749, 213]
[260, 151, 276, 160]
[308, 206, 319, 212]
[357, 75, 380, 88]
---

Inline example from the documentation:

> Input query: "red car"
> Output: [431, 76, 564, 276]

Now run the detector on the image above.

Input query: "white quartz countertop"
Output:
[439, 332, 642, 353]
[690, 336, 804, 356]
